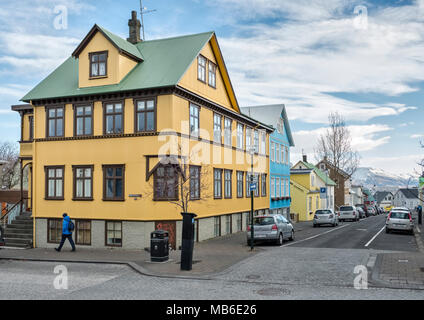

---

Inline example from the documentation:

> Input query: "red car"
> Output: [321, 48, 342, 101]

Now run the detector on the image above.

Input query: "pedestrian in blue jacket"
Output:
[55, 213, 76, 252]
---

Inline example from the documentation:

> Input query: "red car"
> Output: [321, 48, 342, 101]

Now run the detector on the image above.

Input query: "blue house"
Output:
[241, 104, 295, 219]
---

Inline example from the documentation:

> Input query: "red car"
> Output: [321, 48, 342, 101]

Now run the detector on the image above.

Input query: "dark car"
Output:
[356, 204, 370, 217]
[356, 206, 366, 219]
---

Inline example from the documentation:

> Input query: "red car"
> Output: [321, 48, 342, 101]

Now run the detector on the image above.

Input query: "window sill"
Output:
[89, 76, 108, 80]
[72, 198, 94, 202]
[102, 199, 125, 202]
[45, 198, 65, 201]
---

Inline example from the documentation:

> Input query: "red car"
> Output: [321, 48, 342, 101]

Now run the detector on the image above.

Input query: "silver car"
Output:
[247, 215, 294, 246]
[313, 209, 339, 227]
[386, 210, 414, 235]
[339, 205, 359, 222]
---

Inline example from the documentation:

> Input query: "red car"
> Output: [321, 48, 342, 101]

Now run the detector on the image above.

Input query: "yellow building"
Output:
[11, 12, 273, 250]
[290, 157, 336, 222]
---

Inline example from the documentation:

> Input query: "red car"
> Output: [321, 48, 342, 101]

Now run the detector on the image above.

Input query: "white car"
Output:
[386, 210, 414, 235]
[339, 205, 360, 222]
[313, 209, 339, 227]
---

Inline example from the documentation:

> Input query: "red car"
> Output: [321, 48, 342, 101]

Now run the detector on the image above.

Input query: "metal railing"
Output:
[0, 199, 26, 228]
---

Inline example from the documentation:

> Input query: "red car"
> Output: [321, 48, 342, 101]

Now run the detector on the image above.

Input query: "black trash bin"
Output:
[150, 230, 169, 262]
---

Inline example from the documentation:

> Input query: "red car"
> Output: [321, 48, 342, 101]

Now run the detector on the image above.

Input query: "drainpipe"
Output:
[20, 158, 23, 216]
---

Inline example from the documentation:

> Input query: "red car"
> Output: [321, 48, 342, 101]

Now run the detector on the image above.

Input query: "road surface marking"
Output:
[364, 225, 386, 247]
[367, 256, 376, 268]
[282, 224, 349, 247]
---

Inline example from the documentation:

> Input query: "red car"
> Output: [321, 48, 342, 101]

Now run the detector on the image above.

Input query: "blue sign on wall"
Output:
[320, 187, 327, 199]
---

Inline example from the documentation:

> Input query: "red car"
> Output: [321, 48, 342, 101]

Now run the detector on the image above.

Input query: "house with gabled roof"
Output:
[9, 11, 274, 250]
[394, 188, 420, 210]
[374, 191, 394, 208]
[240, 104, 295, 220]
[316, 157, 352, 209]
[290, 156, 336, 221]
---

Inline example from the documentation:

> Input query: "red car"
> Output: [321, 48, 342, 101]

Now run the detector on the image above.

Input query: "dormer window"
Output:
[90, 51, 108, 78]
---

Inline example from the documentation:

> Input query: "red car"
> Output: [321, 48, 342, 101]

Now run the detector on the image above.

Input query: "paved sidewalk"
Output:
[371, 223, 424, 290]
[0, 231, 260, 278]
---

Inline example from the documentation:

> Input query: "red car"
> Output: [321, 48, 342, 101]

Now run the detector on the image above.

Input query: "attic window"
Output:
[90, 51, 108, 78]
[208, 62, 216, 88]
[198, 55, 206, 83]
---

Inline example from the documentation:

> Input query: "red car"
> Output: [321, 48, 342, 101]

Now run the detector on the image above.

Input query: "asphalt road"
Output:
[285, 214, 418, 252]
[1, 259, 423, 300]
[0, 213, 421, 300]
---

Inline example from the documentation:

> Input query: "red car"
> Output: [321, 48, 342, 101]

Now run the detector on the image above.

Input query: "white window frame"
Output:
[237, 123, 244, 149]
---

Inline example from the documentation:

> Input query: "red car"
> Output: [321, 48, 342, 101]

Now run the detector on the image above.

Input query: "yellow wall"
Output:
[78, 31, 137, 88]
[178, 42, 234, 112]
[291, 173, 322, 221]
[30, 93, 269, 222]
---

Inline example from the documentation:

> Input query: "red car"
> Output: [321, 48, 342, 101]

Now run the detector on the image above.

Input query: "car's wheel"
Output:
[313, 224, 316, 228]
[332, 221, 336, 227]
[386, 228, 390, 234]
[410, 230, 415, 236]
[289, 230, 295, 241]
[277, 233, 284, 245]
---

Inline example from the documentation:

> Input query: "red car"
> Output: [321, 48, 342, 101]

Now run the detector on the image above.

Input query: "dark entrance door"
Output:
[155, 221, 176, 250]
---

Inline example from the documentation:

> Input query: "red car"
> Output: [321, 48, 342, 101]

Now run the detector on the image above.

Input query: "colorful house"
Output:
[290, 156, 336, 221]
[240, 105, 294, 219]
[9, 12, 274, 250]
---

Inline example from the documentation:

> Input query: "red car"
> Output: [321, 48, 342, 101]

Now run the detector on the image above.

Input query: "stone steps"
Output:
[3, 214, 33, 249]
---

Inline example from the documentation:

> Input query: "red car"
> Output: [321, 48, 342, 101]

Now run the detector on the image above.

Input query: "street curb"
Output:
[0, 251, 263, 281]
[414, 226, 424, 254]
[369, 253, 424, 291]
[0, 256, 221, 281]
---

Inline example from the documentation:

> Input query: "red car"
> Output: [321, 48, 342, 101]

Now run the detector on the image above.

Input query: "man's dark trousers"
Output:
[57, 234, 75, 251]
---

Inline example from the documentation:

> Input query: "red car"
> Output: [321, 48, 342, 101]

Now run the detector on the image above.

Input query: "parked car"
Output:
[313, 209, 339, 227]
[356, 204, 370, 217]
[386, 210, 414, 235]
[356, 206, 366, 219]
[339, 205, 359, 222]
[367, 206, 376, 216]
[247, 214, 294, 246]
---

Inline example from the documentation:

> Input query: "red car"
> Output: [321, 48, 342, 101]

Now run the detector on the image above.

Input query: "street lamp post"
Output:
[249, 146, 255, 251]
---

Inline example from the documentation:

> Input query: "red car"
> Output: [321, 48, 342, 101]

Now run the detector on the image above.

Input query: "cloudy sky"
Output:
[0, 0, 423, 175]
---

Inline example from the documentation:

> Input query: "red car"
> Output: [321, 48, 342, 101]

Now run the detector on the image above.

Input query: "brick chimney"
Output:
[127, 11, 141, 44]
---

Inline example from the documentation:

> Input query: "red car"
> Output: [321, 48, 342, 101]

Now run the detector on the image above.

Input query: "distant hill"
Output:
[352, 167, 418, 192]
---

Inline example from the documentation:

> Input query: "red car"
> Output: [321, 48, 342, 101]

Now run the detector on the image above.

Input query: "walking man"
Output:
[55, 213, 76, 252]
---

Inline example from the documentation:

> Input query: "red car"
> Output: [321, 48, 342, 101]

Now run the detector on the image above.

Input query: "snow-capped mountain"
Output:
[352, 167, 418, 192]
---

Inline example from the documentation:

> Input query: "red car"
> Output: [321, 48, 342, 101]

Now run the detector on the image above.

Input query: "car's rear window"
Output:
[253, 217, 275, 225]
[340, 206, 354, 211]
[316, 210, 332, 215]
[390, 212, 410, 219]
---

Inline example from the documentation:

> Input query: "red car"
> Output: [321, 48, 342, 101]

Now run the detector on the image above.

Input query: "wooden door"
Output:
[155, 221, 177, 250]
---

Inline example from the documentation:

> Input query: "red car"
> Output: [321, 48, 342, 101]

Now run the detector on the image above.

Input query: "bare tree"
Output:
[0, 142, 20, 190]
[315, 112, 360, 177]
[145, 146, 212, 213]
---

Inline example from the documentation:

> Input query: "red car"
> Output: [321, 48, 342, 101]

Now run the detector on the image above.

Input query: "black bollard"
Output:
[180, 212, 197, 271]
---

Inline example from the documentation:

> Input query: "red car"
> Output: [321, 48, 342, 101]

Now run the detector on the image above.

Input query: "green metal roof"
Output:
[98, 25, 144, 61]
[22, 28, 215, 102]
[302, 162, 337, 186]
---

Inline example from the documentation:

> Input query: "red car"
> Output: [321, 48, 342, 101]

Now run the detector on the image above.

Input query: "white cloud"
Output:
[362, 154, 423, 175]
[0, 33, 79, 76]
[411, 134, 424, 139]
[215, 1, 422, 124]
[290, 124, 392, 164]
